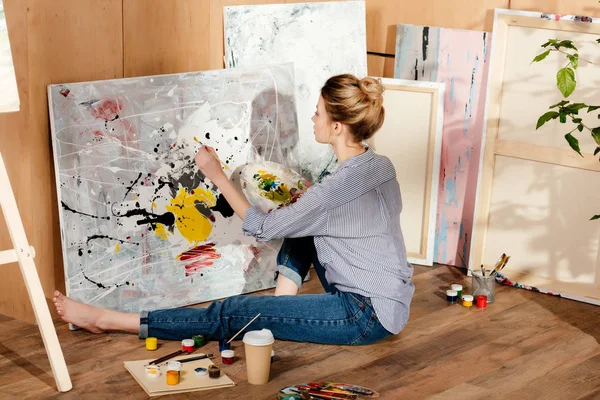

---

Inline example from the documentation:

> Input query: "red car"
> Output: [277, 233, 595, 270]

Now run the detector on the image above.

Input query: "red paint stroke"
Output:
[178, 243, 221, 276]
[90, 99, 122, 121]
[60, 88, 70, 97]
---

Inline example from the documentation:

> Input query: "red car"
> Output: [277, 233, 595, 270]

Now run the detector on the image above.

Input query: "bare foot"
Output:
[53, 291, 106, 333]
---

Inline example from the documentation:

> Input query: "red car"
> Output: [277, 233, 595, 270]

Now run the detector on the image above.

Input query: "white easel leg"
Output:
[0, 153, 72, 392]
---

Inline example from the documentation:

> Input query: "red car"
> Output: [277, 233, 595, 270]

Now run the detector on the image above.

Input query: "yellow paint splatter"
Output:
[155, 187, 216, 245]
[154, 223, 168, 240]
[115, 243, 120, 253]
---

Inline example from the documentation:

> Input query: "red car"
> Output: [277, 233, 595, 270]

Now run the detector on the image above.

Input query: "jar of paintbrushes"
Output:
[472, 253, 510, 304]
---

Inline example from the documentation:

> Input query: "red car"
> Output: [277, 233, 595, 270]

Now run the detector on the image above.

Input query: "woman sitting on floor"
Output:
[53, 74, 415, 346]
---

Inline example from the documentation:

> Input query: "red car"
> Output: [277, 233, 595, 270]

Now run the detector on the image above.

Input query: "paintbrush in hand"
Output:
[193, 137, 231, 170]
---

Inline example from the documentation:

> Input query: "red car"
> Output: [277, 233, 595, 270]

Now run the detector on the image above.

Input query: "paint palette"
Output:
[234, 161, 310, 212]
[278, 382, 380, 399]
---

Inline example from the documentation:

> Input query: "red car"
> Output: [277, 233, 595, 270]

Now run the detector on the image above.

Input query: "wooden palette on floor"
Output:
[124, 355, 235, 397]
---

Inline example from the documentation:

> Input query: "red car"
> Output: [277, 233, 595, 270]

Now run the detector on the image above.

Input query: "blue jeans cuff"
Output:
[275, 264, 304, 289]
[139, 310, 149, 339]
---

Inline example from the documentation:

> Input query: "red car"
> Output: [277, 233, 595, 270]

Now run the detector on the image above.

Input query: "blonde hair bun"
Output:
[320, 74, 386, 142]
[358, 77, 384, 107]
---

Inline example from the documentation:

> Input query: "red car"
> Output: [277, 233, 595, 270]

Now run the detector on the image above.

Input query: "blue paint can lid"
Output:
[446, 290, 457, 296]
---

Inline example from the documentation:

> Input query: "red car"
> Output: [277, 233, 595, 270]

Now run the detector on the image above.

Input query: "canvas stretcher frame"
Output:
[367, 78, 444, 266]
[470, 9, 600, 305]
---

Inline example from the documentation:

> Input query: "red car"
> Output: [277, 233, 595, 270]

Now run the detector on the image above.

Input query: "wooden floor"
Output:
[0, 265, 599, 399]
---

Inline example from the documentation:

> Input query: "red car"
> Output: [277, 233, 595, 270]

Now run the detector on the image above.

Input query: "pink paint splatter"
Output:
[90, 99, 122, 121]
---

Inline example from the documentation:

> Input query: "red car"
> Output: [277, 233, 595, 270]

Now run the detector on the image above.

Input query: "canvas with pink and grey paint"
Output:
[394, 24, 491, 267]
[48, 63, 298, 313]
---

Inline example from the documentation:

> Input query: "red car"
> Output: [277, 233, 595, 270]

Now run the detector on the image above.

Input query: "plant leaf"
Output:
[572, 118, 582, 123]
[597, 39, 600, 44]
[551, 100, 569, 108]
[592, 127, 600, 145]
[560, 112, 567, 123]
[564, 132, 583, 156]
[556, 67, 576, 97]
[567, 54, 579, 69]
[532, 49, 551, 63]
[558, 40, 577, 50]
[588, 105, 600, 112]
[578, 124, 584, 132]
[594, 147, 600, 156]
[536, 111, 560, 129]
[591, 215, 600, 221]
[563, 103, 588, 114]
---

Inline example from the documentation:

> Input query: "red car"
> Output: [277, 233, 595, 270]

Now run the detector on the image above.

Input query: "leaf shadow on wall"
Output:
[480, 116, 599, 287]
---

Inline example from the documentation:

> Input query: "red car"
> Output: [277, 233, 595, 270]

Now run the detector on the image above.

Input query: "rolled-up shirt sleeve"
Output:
[241, 185, 328, 241]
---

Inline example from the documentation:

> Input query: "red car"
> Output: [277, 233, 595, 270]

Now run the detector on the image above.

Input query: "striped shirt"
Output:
[242, 148, 415, 334]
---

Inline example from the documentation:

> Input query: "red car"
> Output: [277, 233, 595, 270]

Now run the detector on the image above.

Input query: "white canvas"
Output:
[224, 0, 367, 183]
[0, 0, 19, 113]
[48, 63, 297, 312]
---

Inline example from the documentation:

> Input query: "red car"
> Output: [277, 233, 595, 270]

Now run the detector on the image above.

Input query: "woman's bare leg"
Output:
[53, 291, 140, 334]
[274, 274, 299, 296]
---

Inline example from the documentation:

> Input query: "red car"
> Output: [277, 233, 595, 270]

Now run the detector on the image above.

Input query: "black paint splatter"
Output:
[211, 194, 234, 218]
[205, 132, 210, 139]
[116, 208, 176, 227]
[62, 201, 110, 220]
[414, 58, 418, 81]
[86, 235, 139, 245]
[82, 270, 132, 290]
[123, 172, 142, 201]
[422, 26, 429, 78]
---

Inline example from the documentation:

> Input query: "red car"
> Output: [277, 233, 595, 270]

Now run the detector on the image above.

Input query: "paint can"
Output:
[451, 284, 463, 298]
[193, 334, 205, 348]
[219, 339, 231, 352]
[144, 365, 161, 378]
[446, 289, 458, 303]
[476, 295, 487, 309]
[145, 337, 158, 351]
[462, 294, 473, 307]
[167, 361, 181, 375]
[195, 367, 208, 376]
[208, 365, 221, 378]
[182, 339, 195, 353]
[166, 370, 179, 385]
[221, 349, 234, 364]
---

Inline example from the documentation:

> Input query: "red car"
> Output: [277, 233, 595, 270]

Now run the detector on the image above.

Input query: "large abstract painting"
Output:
[0, 0, 19, 112]
[224, 0, 367, 183]
[394, 25, 491, 267]
[49, 63, 297, 312]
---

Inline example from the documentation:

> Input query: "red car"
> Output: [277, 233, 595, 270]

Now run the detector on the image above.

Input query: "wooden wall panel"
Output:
[510, 0, 600, 17]
[124, 0, 211, 77]
[367, 54, 394, 78]
[366, 0, 509, 54]
[0, 0, 123, 323]
[0, 0, 33, 322]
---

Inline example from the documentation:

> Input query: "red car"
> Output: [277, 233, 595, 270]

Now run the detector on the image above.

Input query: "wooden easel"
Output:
[0, 152, 72, 392]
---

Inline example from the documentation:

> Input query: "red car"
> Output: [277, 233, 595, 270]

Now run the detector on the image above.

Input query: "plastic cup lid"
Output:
[243, 328, 274, 346]
[451, 284, 463, 291]
[462, 295, 474, 301]
[446, 290, 458, 296]
[221, 349, 234, 357]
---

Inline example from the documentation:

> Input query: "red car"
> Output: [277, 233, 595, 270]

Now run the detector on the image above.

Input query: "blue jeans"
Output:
[139, 237, 392, 345]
